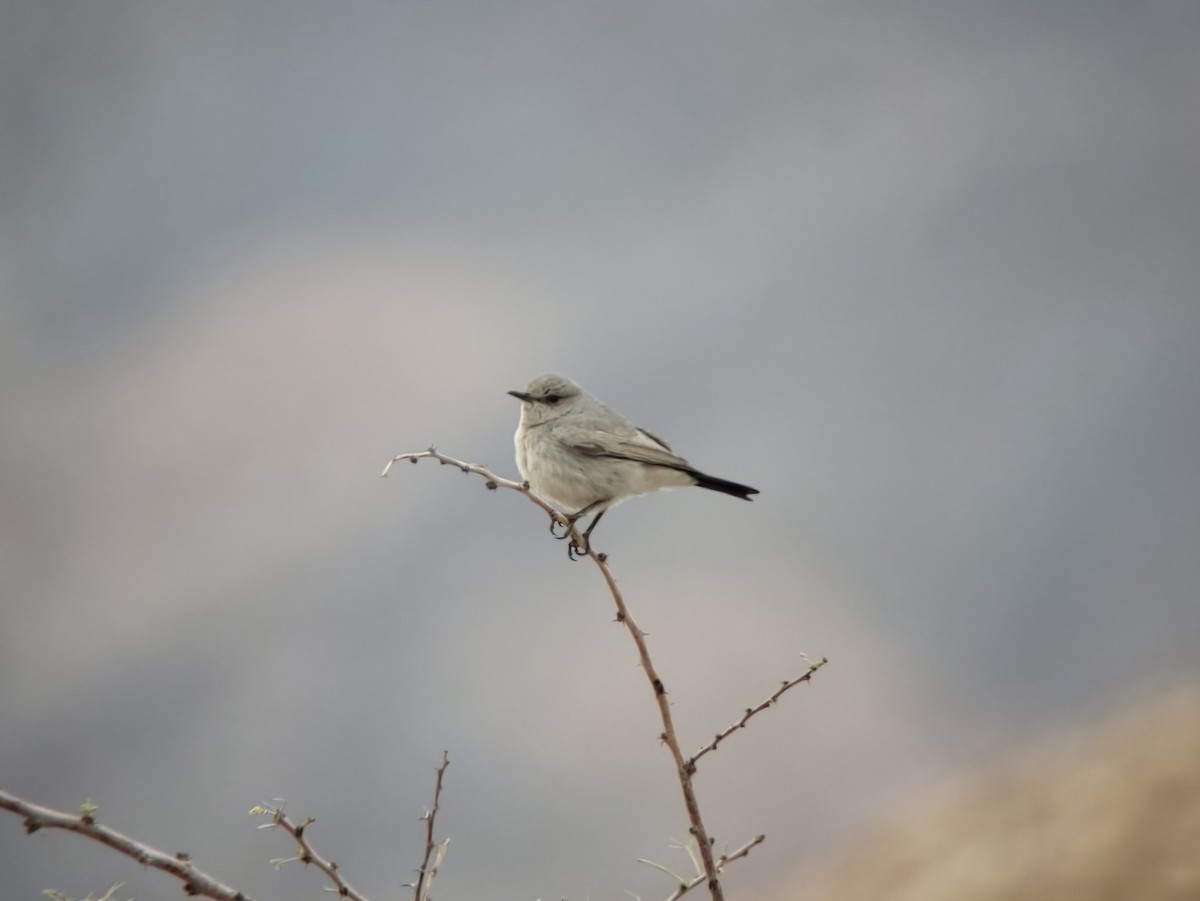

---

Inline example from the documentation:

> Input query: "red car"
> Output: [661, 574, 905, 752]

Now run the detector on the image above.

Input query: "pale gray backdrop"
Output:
[3, 3, 1199, 899]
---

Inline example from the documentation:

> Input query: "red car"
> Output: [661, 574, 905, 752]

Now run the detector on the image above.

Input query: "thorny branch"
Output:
[409, 751, 451, 901]
[383, 448, 826, 901]
[384, 449, 725, 895]
[250, 803, 369, 901]
[2, 764, 452, 901]
[0, 789, 254, 901]
[0, 448, 822, 901]
[687, 657, 829, 769]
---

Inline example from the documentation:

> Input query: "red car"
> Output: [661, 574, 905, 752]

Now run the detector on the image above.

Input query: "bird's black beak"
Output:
[508, 390, 532, 402]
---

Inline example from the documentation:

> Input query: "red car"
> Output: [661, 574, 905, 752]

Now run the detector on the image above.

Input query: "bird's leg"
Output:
[551, 499, 605, 540]
[581, 510, 605, 544]
[567, 510, 606, 561]
[545, 501, 609, 560]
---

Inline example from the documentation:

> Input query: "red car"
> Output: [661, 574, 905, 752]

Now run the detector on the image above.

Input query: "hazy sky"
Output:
[3, 3, 1199, 899]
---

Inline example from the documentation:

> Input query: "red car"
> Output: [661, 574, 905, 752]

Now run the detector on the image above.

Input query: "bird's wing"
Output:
[634, 427, 674, 452]
[564, 423, 693, 471]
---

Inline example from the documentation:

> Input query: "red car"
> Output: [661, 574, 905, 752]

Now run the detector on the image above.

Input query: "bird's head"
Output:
[508, 373, 586, 426]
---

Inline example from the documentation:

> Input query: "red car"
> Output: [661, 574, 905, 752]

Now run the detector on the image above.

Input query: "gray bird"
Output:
[508, 373, 758, 556]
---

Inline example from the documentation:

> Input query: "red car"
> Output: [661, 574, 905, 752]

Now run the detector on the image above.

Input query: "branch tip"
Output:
[688, 658, 828, 769]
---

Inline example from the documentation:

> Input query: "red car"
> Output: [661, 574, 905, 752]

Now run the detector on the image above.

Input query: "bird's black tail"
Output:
[690, 470, 759, 500]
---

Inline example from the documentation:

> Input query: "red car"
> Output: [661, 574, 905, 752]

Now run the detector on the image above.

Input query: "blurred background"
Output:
[2, 2, 1199, 899]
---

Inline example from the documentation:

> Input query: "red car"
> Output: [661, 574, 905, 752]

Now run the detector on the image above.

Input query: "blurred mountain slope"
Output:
[791, 686, 1200, 901]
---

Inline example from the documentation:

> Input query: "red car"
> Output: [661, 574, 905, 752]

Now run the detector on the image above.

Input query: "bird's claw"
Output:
[549, 515, 573, 539]
[567, 535, 590, 561]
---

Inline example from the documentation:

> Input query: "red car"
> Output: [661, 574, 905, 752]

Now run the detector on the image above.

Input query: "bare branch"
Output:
[250, 804, 369, 901]
[384, 449, 780, 901]
[410, 751, 450, 901]
[587, 552, 726, 899]
[381, 448, 581, 545]
[687, 657, 829, 769]
[0, 790, 254, 901]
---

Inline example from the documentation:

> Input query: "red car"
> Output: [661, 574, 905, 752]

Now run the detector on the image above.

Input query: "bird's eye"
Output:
[544, 393, 562, 404]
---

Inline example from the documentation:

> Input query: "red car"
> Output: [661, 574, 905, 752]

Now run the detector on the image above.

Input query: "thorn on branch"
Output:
[485, 480, 498, 490]
[176, 851, 191, 861]
[23, 817, 41, 834]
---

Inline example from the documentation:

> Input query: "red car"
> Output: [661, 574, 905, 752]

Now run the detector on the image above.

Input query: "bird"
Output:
[508, 373, 758, 557]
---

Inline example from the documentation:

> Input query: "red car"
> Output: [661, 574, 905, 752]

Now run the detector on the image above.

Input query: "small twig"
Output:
[637, 857, 690, 885]
[382, 449, 595, 561]
[250, 803, 369, 901]
[687, 657, 829, 769]
[0, 789, 253, 901]
[639, 834, 767, 901]
[410, 751, 450, 901]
